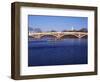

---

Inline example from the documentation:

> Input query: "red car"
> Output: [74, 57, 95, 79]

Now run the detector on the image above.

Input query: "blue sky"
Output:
[28, 15, 88, 32]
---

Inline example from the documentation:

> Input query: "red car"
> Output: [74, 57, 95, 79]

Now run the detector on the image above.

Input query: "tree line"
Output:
[29, 27, 88, 33]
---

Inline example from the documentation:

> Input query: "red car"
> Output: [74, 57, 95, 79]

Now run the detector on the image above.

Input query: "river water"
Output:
[28, 38, 88, 66]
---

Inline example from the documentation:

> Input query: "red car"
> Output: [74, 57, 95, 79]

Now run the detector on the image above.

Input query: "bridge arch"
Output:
[80, 35, 87, 38]
[40, 35, 57, 39]
[28, 36, 37, 40]
[60, 34, 79, 39]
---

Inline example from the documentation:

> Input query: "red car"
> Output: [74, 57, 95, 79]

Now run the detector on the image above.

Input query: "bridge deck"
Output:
[29, 32, 87, 35]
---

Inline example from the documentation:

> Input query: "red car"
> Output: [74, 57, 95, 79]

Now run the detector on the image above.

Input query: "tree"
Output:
[33, 28, 42, 33]
[79, 28, 88, 32]
[62, 30, 68, 32]
[50, 30, 57, 32]
[28, 27, 33, 32]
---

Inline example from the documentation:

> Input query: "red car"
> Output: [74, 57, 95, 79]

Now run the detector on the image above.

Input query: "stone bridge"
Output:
[29, 32, 87, 39]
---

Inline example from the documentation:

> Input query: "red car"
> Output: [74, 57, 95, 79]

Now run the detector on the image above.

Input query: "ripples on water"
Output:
[28, 38, 88, 66]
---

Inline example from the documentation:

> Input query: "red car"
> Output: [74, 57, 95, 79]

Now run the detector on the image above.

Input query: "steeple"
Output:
[71, 26, 74, 31]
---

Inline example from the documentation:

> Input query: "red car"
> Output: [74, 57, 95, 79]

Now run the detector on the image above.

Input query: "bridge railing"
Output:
[29, 32, 87, 36]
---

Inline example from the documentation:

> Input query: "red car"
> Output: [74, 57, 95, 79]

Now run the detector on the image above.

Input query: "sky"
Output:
[28, 15, 88, 32]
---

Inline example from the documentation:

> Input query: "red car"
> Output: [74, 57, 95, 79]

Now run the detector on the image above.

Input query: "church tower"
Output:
[71, 26, 74, 31]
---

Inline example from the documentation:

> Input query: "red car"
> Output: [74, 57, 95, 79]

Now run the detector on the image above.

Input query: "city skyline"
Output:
[28, 15, 88, 32]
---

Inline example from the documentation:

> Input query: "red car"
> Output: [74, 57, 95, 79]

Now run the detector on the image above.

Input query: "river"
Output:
[28, 38, 88, 66]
